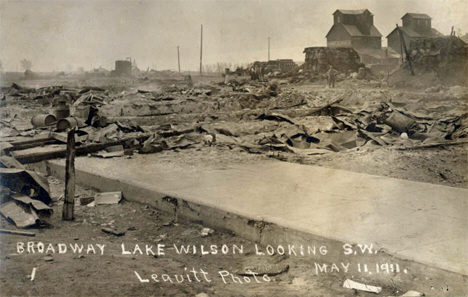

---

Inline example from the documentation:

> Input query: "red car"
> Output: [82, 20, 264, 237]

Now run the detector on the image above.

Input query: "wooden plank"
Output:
[0, 228, 36, 237]
[4, 139, 59, 152]
[11, 145, 67, 162]
[10, 137, 55, 146]
[358, 129, 388, 146]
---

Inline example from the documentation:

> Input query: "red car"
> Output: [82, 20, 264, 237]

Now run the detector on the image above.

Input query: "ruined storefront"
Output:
[303, 47, 362, 73]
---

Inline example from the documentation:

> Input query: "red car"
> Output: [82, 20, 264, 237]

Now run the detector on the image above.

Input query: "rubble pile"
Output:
[0, 155, 53, 228]
[391, 36, 468, 87]
[0, 81, 466, 225]
[1, 83, 64, 101]
[2, 81, 467, 166]
[409, 36, 468, 70]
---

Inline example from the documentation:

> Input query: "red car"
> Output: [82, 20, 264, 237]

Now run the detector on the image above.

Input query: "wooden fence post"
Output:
[62, 127, 76, 220]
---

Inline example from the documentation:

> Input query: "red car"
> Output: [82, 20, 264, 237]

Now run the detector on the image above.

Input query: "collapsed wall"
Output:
[303, 47, 363, 73]
[394, 36, 468, 87]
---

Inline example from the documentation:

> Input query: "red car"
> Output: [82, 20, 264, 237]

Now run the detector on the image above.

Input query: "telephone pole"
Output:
[396, 24, 414, 75]
[177, 46, 181, 73]
[268, 37, 270, 61]
[200, 24, 203, 76]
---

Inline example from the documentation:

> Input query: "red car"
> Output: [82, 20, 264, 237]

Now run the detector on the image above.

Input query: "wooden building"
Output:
[387, 13, 443, 54]
[265, 59, 297, 73]
[326, 9, 382, 50]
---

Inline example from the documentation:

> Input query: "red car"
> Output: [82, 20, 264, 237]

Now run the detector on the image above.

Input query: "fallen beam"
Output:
[4, 138, 59, 153]
[9, 137, 55, 146]
[11, 133, 151, 163]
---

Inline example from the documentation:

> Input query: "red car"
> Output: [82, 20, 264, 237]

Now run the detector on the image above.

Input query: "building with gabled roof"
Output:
[402, 13, 431, 20]
[387, 13, 443, 54]
[326, 9, 382, 50]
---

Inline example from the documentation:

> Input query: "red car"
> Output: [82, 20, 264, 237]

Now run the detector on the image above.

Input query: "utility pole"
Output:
[398, 29, 404, 63]
[200, 24, 203, 76]
[268, 37, 270, 61]
[177, 46, 181, 73]
[396, 24, 414, 75]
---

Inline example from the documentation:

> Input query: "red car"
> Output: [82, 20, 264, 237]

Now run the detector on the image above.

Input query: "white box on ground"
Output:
[94, 192, 122, 205]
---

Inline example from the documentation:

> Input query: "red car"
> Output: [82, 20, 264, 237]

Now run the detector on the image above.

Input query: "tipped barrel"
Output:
[56, 117, 85, 131]
[31, 114, 56, 127]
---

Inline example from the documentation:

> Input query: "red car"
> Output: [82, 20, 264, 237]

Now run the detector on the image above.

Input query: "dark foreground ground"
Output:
[0, 177, 394, 297]
[2, 176, 467, 297]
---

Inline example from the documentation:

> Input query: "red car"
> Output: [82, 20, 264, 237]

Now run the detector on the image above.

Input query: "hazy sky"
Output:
[1, 0, 467, 72]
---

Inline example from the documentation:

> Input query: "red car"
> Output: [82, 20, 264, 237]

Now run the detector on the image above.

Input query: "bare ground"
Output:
[0, 177, 399, 297]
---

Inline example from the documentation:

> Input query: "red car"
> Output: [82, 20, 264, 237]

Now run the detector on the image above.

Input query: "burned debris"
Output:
[0, 156, 52, 228]
[1, 76, 467, 166]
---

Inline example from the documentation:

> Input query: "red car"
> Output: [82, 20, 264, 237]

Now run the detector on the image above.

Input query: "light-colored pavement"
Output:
[48, 155, 468, 275]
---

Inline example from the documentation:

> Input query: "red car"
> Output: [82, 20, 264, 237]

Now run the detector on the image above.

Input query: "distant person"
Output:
[187, 74, 193, 88]
[260, 66, 265, 81]
[326, 65, 338, 88]
[250, 67, 257, 80]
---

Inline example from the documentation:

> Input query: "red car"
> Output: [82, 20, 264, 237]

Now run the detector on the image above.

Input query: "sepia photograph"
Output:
[0, 0, 467, 296]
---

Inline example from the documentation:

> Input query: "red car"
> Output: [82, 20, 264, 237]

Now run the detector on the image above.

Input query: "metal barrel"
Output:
[56, 116, 84, 131]
[384, 112, 415, 133]
[54, 105, 70, 121]
[31, 114, 57, 127]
